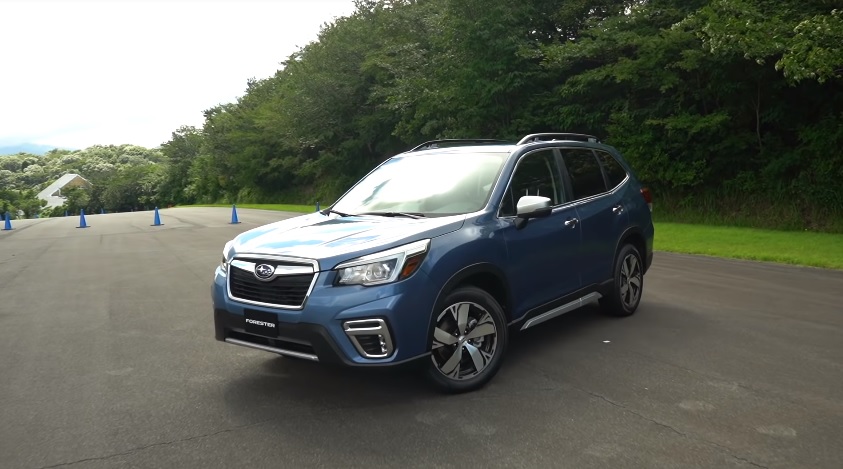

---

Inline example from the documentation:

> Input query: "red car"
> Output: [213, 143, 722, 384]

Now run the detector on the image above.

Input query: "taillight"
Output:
[640, 187, 653, 212]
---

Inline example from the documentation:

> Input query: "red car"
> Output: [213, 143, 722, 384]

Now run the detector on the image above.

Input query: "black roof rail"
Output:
[517, 133, 600, 145]
[409, 139, 512, 151]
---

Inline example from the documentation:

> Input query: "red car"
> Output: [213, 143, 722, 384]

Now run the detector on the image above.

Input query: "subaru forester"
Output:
[212, 133, 654, 393]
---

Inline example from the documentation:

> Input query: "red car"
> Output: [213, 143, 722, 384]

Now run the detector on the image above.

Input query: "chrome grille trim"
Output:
[343, 318, 395, 359]
[226, 254, 320, 309]
[230, 260, 315, 279]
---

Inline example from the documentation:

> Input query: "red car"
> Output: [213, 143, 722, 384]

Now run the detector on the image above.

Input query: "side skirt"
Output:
[509, 280, 614, 330]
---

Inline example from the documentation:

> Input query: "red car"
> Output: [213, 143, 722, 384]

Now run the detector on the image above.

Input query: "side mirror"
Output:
[515, 196, 552, 229]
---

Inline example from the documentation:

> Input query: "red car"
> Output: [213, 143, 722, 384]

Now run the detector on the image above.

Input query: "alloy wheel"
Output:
[430, 301, 498, 380]
[619, 253, 642, 309]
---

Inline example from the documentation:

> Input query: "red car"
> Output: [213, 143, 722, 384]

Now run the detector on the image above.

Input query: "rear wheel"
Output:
[425, 286, 508, 393]
[601, 244, 643, 317]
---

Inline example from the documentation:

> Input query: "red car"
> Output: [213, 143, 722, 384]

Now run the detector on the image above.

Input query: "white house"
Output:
[36, 174, 92, 209]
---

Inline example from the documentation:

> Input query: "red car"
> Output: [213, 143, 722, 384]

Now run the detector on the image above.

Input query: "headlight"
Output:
[221, 241, 233, 271]
[335, 239, 430, 286]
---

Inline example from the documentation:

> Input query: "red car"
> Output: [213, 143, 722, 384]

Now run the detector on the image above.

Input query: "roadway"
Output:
[1, 207, 841, 468]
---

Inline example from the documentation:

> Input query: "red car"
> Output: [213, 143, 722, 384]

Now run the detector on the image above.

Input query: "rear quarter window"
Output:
[595, 150, 628, 189]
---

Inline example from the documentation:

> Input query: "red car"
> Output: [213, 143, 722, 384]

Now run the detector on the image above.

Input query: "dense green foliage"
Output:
[4, 0, 842, 230]
[165, 0, 841, 230]
[0, 145, 164, 217]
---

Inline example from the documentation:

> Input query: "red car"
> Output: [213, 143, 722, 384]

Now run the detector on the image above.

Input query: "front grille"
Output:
[229, 266, 313, 307]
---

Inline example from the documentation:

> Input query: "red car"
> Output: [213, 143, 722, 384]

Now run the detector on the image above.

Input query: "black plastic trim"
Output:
[424, 263, 513, 352]
[614, 226, 651, 274]
[432, 263, 512, 317]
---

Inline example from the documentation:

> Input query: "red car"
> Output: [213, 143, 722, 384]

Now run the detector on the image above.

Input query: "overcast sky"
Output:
[0, 0, 357, 150]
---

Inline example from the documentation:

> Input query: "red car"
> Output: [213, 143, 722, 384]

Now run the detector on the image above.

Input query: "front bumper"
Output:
[212, 265, 437, 366]
[214, 309, 389, 365]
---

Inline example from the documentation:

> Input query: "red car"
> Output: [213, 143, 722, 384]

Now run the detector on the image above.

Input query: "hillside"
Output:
[0, 144, 163, 218]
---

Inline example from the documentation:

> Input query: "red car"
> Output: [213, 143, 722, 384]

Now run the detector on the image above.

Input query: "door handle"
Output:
[612, 204, 624, 214]
[564, 218, 579, 228]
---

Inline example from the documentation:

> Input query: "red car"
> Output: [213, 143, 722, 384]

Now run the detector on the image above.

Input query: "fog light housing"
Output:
[343, 319, 394, 359]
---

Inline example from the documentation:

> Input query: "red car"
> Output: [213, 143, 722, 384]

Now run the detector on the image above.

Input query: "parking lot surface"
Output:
[1, 207, 841, 468]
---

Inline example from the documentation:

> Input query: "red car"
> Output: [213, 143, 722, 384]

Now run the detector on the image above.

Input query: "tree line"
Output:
[4, 0, 842, 230]
[0, 145, 164, 217]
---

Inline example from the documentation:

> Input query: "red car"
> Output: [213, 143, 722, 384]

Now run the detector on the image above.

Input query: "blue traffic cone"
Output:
[101, 208, 105, 214]
[151, 207, 163, 226]
[2, 212, 12, 231]
[64, 210, 68, 217]
[77, 209, 89, 228]
[230, 204, 240, 224]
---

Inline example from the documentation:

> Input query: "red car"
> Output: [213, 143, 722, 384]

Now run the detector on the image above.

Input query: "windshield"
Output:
[333, 151, 508, 217]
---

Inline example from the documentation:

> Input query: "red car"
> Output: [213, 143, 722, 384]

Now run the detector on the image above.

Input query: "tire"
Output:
[424, 286, 508, 393]
[600, 244, 644, 317]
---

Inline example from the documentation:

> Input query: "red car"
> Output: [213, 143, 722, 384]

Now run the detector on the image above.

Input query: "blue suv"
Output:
[212, 133, 654, 393]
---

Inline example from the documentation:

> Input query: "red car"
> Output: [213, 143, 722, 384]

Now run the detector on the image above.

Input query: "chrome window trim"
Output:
[561, 172, 630, 208]
[226, 253, 321, 310]
[495, 146, 630, 219]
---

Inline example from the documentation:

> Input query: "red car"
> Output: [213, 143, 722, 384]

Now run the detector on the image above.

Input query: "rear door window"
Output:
[560, 149, 607, 201]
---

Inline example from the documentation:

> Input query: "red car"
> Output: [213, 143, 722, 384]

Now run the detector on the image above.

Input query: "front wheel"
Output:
[425, 286, 508, 393]
[600, 243, 644, 317]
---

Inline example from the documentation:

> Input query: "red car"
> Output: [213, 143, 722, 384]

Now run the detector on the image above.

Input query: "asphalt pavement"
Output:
[1, 207, 841, 469]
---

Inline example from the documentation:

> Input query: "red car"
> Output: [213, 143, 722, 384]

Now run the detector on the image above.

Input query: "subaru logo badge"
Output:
[254, 264, 275, 280]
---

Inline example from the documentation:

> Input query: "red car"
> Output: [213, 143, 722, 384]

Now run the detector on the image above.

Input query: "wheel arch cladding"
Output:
[434, 264, 511, 321]
[618, 229, 647, 272]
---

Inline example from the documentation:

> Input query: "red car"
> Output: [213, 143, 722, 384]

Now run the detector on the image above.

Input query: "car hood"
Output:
[227, 212, 465, 270]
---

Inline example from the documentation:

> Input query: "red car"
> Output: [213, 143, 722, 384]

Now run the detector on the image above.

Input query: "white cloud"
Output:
[0, 0, 357, 149]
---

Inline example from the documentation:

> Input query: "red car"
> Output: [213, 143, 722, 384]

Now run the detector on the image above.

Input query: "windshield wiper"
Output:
[321, 208, 354, 217]
[359, 211, 425, 219]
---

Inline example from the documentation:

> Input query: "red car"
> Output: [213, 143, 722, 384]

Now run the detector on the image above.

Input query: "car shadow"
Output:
[221, 355, 431, 414]
[220, 303, 617, 414]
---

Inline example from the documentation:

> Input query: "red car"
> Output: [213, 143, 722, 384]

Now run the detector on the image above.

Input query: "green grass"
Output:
[655, 222, 843, 270]
[187, 203, 315, 213]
